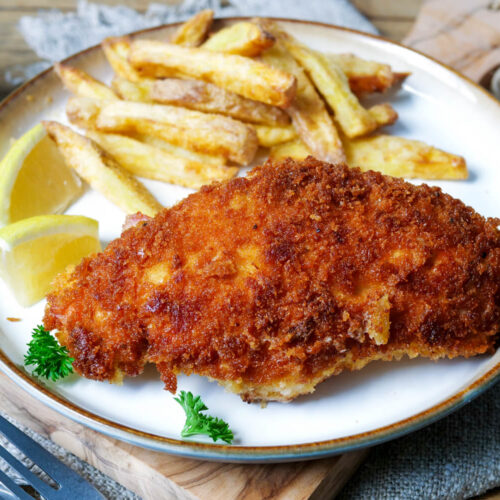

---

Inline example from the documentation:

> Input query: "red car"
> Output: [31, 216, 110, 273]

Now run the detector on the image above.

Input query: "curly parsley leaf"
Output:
[174, 391, 234, 444]
[24, 325, 74, 382]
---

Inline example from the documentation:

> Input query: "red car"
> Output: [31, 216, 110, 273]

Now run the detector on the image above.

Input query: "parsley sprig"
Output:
[24, 325, 74, 382]
[174, 391, 234, 444]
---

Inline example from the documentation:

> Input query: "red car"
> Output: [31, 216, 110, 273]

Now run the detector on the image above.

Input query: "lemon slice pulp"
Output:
[0, 123, 82, 226]
[0, 214, 101, 306]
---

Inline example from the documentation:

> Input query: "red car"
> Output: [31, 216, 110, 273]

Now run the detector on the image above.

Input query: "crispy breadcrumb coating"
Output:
[44, 158, 500, 401]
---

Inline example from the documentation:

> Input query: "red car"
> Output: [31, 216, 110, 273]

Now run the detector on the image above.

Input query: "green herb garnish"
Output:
[24, 325, 74, 381]
[174, 391, 234, 444]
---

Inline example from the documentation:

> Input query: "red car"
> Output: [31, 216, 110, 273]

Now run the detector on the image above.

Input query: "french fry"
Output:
[66, 97, 101, 129]
[170, 9, 214, 47]
[101, 36, 143, 82]
[136, 134, 227, 167]
[344, 134, 468, 180]
[368, 103, 398, 127]
[86, 131, 237, 189]
[151, 78, 289, 125]
[255, 124, 297, 147]
[285, 41, 381, 138]
[269, 139, 310, 161]
[55, 64, 118, 100]
[259, 39, 345, 163]
[111, 77, 154, 102]
[112, 76, 290, 125]
[66, 97, 258, 165]
[63, 91, 228, 166]
[202, 21, 275, 56]
[43, 121, 163, 216]
[260, 20, 396, 138]
[270, 136, 468, 180]
[128, 39, 297, 107]
[325, 53, 409, 96]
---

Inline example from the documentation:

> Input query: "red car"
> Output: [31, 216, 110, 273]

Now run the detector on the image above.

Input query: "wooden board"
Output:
[0, 372, 368, 499]
[352, 0, 423, 41]
[403, 0, 500, 84]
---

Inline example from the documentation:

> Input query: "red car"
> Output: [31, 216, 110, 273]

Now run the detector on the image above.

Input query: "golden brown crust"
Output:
[44, 158, 500, 401]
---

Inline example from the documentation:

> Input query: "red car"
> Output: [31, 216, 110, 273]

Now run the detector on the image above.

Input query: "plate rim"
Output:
[0, 17, 499, 462]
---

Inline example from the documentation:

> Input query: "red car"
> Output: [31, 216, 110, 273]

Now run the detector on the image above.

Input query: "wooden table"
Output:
[0, 0, 424, 96]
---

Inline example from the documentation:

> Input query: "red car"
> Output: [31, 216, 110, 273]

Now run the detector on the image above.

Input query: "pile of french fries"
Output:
[45, 11, 468, 217]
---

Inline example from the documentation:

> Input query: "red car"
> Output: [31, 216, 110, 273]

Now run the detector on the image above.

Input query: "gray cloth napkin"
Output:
[2, 1, 499, 499]
[339, 386, 499, 500]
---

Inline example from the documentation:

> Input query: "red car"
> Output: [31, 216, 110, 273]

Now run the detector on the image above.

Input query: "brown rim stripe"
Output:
[0, 18, 499, 461]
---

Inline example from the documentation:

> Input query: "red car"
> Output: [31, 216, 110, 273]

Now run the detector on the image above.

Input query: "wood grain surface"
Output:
[352, 0, 423, 41]
[404, 0, 500, 83]
[0, 372, 368, 500]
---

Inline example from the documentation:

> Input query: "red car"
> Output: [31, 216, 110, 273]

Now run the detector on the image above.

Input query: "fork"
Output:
[0, 414, 103, 499]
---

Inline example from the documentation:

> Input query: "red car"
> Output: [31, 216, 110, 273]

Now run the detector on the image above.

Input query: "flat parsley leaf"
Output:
[174, 391, 234, 444]
[24, 325, 74, 382]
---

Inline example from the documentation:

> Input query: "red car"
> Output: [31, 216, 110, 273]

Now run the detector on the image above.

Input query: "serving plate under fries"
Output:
[0, 18, 499, 462]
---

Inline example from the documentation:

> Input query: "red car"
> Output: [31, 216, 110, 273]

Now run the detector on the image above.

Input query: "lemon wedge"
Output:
[0, 123, 82, 226]
[0, 215, 101, 306]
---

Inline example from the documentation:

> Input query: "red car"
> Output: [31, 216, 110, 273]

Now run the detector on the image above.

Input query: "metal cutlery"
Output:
[0, 414, 103, 499]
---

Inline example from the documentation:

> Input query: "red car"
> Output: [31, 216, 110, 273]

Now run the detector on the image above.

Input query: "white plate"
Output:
[0, 19, 499, 462]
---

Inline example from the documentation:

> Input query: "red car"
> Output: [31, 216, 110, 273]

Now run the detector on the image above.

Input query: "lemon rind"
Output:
[0, 124, 47, 225]
[0, 215, 99, 252]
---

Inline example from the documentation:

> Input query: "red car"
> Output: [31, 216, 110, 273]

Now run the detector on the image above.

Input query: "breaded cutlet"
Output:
[44, 158, 500, 401]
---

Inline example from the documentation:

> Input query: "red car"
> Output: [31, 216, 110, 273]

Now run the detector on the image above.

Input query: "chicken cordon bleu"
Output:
[44, 158, 500, 402]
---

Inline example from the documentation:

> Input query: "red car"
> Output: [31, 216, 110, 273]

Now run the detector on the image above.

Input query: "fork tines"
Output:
[0, 415, 103, 499]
